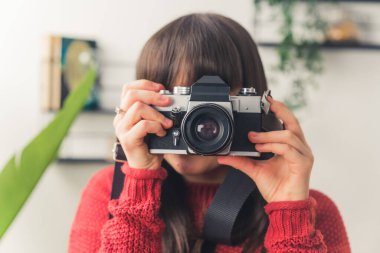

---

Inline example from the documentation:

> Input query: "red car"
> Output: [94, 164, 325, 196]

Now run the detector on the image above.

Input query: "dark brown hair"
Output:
[136, 13, 269, 253]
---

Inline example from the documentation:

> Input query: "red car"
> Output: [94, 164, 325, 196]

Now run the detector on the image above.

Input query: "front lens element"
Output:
[195, 117, 220, 141]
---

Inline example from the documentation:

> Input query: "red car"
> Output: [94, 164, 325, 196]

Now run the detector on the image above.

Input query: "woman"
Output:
[69, 13, 350, 253]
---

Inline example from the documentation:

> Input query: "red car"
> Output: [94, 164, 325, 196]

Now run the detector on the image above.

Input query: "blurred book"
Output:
[41, 35, 100, 111]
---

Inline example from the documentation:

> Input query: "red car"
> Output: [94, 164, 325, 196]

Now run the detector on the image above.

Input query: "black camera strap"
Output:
[202, 168, 256, 245]
[108, 158, 257, 250]
[108, 160, 125, 219]
[109, 138, 127, 219]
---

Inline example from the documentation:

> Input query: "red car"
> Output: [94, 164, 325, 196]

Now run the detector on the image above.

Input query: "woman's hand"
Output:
[217, 96, 314, 203]
[113, 80, 173, 170]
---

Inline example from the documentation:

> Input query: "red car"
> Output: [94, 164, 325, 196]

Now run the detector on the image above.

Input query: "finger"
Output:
[267, 96, 306, 143]
[121, 101, 173, 130]
[124, 120, 167, 145]
[248, 130, 311, 156]
[120, 89, 172, 111]
[255, 143, 305, 164]
[217, 156, 261, 182]
[122, 79, 165, 97]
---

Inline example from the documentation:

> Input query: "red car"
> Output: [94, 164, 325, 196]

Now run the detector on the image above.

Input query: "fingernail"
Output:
[159, 96, 169, 102]
[164, 118, 172, 126]
[249, 131, 258, 137]
[156, 83, 165, 89]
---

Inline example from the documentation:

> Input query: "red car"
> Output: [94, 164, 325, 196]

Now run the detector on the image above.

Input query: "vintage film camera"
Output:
[147, 75, 283, 158]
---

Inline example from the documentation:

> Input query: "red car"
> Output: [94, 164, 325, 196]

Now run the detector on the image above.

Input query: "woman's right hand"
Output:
[113, 80, 173, 170]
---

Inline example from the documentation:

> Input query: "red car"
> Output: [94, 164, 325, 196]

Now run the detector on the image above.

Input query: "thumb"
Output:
[217, 156, 260, 182]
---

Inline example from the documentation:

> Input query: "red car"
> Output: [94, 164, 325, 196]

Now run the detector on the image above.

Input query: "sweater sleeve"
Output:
[68, 163, 167, 253]
[99, 162, 167, 252]
[263, 190, 351, 253]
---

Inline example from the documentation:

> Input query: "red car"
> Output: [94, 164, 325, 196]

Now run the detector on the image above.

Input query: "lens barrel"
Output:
[181, 104, 233, 155]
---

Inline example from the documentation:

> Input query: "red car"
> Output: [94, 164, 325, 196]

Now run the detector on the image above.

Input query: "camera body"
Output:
[147, 75, 283, 158]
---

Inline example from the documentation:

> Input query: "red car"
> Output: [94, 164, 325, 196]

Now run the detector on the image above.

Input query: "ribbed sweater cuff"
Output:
[119, 162, 168, 202]
[264, 197, 317, 240]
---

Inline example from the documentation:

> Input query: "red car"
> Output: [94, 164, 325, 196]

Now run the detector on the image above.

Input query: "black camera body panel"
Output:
[146, 111, 188, 151]
[230, 111, 261, 152]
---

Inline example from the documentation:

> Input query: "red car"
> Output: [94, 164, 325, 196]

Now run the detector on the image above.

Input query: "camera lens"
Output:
[195, 117, 220, 141]
[181, 104, 234, 155]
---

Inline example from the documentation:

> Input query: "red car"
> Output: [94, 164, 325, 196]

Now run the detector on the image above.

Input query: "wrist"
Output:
[126, 155, 162, 170]
[268, 189, 309, 203]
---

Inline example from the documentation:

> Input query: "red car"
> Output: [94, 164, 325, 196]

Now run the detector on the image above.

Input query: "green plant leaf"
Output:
[0, 67, 97, 239]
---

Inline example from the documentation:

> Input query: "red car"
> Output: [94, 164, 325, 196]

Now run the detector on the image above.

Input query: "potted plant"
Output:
[255, 0, 328, 110]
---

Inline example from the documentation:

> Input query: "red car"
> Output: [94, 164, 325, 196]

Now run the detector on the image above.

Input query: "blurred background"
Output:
[0, 0, 379, 252]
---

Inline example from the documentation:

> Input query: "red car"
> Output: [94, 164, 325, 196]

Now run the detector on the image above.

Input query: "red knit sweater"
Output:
[69, 163, 351, 253]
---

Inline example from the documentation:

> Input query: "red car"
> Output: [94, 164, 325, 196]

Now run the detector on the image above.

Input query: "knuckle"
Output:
[153, 122, 162, 131]
[145, 93, 159, 105]
[122, 84, 130, 95]
[139, 120, 150, 129]
[309, 152, 315, 163]
[139, 79, 154, 88]
[133, 101, 145, 111]
[270, 102, 280, 111]
[284, 130, 293, 139]
[306, 159, 314, 171]
[113, 119, 120, 131]
[125, 89, 137, 101]
[113, 116, 118, 128]
[114, 123, 123, 137]
[120, 134, 132, 148]
[153, 120, 161, 128]
[283, 144, 291, 152]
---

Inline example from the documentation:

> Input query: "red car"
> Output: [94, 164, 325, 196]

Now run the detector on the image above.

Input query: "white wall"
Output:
[0, 0, 379, 252]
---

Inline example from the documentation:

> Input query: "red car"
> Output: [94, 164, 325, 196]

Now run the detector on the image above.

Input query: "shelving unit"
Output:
[255, 0, 380, 50]
[52, 107, 116, 164]
[319, 0, 380, 2]
[258, 42, 380, 51]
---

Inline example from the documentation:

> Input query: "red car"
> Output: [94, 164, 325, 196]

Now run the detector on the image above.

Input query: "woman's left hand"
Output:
[217, 96, 314, 203]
